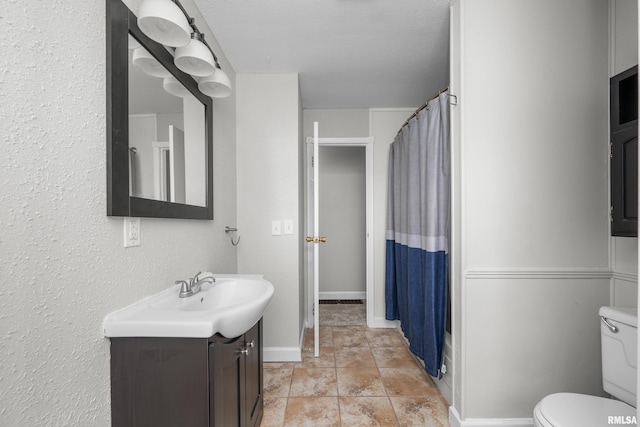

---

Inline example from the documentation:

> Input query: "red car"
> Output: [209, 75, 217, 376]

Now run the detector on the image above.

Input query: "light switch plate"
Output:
[271, 220, 282, 236]
[124, 217, 141, 247]
[284, 220, 294, 235]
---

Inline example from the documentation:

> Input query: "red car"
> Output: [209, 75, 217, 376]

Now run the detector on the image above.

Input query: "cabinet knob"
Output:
[240, 340, 255, 355]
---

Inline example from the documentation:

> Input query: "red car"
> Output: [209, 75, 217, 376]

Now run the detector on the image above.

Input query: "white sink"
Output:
[103, 274, 274, 338]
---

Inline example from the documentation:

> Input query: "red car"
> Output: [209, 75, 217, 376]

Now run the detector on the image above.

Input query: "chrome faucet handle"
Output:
[176, 280, 193, 298]
[192, 271, 203, 285]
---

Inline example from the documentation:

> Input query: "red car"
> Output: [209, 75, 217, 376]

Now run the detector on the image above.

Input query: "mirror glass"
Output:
[128, 39, 207, 207]
[106, 0, 213, 220]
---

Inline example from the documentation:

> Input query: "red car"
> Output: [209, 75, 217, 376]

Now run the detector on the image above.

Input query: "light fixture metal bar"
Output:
[169, 0, 222, 69]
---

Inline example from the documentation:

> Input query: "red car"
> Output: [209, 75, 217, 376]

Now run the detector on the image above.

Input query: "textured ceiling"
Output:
[193, 0, 450, 109]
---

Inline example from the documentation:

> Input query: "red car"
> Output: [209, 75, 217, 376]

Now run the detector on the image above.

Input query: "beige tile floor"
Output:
[261, 303, 450, 427]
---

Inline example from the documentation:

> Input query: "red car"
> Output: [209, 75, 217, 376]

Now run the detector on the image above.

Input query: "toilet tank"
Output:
[599, 306, 637, 407]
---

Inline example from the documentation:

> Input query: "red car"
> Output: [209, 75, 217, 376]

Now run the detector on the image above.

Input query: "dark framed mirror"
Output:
[106, 0, 213, 219]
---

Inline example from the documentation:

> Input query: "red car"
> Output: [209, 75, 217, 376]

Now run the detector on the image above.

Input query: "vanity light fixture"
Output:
[198, 66, 232, 98]
[174, 32, 216, 77]
[136, 0, 232, 98]
[163, 75, 193, 98]
[137, 0, 191, 48]
[132, 47, 172, 77]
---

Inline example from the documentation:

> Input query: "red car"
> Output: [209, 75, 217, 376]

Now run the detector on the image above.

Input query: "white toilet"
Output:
[533, 306, 637, 427]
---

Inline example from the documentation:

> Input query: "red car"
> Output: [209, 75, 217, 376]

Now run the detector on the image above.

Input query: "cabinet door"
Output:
[111, 338, 209, 427]
[610, 65, 638, 236]
[244, 321, 263, 427]
[209, 320, 264, 427]
[611, 130, 638, 236]
[209, 336, 244, 427]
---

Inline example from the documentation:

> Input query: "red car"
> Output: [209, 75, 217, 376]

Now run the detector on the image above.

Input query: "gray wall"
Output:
[236, 74, 304, 357]
[318, 146, 367, 297]
[304, 109, 369, 138]
[610, 0, 638, 310]
[302, 108, 418, 326]
[451, 0, 611, 421]
[0, 0, 238, 425]
[369, 109, 417, 326]
[302, 110, 369, 299]
[4, 1, 634, 425]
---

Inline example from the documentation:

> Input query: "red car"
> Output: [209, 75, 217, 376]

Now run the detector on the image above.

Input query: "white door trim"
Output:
[305, 136, 375, 328]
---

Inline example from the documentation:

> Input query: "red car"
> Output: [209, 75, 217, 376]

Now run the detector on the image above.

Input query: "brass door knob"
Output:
[306, 236, 327, 243]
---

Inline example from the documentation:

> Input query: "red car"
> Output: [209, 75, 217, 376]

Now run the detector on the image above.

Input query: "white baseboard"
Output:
[435, 373, 453, 405]
[263, 324, 306, 362]
[449, 407, 533, 427]
[319, 291, 366, 300]
[263, 347, 302, 362]
[368, 316, 400, 329]
[438, 334, 453, 404]
[407, 348, 453, 405]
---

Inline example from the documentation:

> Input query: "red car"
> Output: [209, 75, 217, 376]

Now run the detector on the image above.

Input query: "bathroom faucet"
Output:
[177, 272, 215, 298]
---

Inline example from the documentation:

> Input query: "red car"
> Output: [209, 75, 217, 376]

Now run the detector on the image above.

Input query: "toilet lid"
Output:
[536, 393, 635, 427]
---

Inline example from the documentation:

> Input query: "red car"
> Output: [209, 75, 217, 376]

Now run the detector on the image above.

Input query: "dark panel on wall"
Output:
[610, 65, 638, 237]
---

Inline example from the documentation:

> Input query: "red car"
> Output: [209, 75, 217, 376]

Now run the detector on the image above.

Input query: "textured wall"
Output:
[0, 1, 237, 425]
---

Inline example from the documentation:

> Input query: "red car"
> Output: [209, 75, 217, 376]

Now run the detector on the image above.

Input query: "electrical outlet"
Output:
[124, 217, 141, 247]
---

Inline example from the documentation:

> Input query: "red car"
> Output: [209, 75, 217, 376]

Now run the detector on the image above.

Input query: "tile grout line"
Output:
[263, 304, 449, 426]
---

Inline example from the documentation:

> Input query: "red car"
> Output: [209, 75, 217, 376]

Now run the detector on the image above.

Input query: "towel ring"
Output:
[225, 226, 241, 246]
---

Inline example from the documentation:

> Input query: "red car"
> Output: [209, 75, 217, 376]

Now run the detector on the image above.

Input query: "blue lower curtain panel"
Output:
[385, 241, 447, 377]
[384, 90, 450, 379]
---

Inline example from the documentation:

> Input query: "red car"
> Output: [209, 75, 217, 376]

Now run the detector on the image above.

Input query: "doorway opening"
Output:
[305, 137, 374, 330]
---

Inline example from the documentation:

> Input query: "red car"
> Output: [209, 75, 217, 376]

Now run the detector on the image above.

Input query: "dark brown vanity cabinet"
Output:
[209, 320, 263, 427]
[110, 319, 263, 427]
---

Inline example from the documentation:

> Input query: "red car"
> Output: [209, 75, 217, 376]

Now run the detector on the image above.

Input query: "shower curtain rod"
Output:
[396, 87, 449, 136]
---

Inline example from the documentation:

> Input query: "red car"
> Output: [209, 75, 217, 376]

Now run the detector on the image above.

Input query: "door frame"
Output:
[305, 136, 375, 328]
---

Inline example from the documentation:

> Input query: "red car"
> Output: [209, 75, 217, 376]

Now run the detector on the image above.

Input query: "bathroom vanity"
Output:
[103, 274, 274, 427]
[110, 319, 263, 427]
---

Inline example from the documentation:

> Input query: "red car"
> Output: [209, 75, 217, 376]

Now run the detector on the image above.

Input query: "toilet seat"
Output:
[534, 393, 635, 427]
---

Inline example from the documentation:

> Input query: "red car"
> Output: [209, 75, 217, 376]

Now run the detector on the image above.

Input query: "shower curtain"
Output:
[385, 91, 449, 378]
